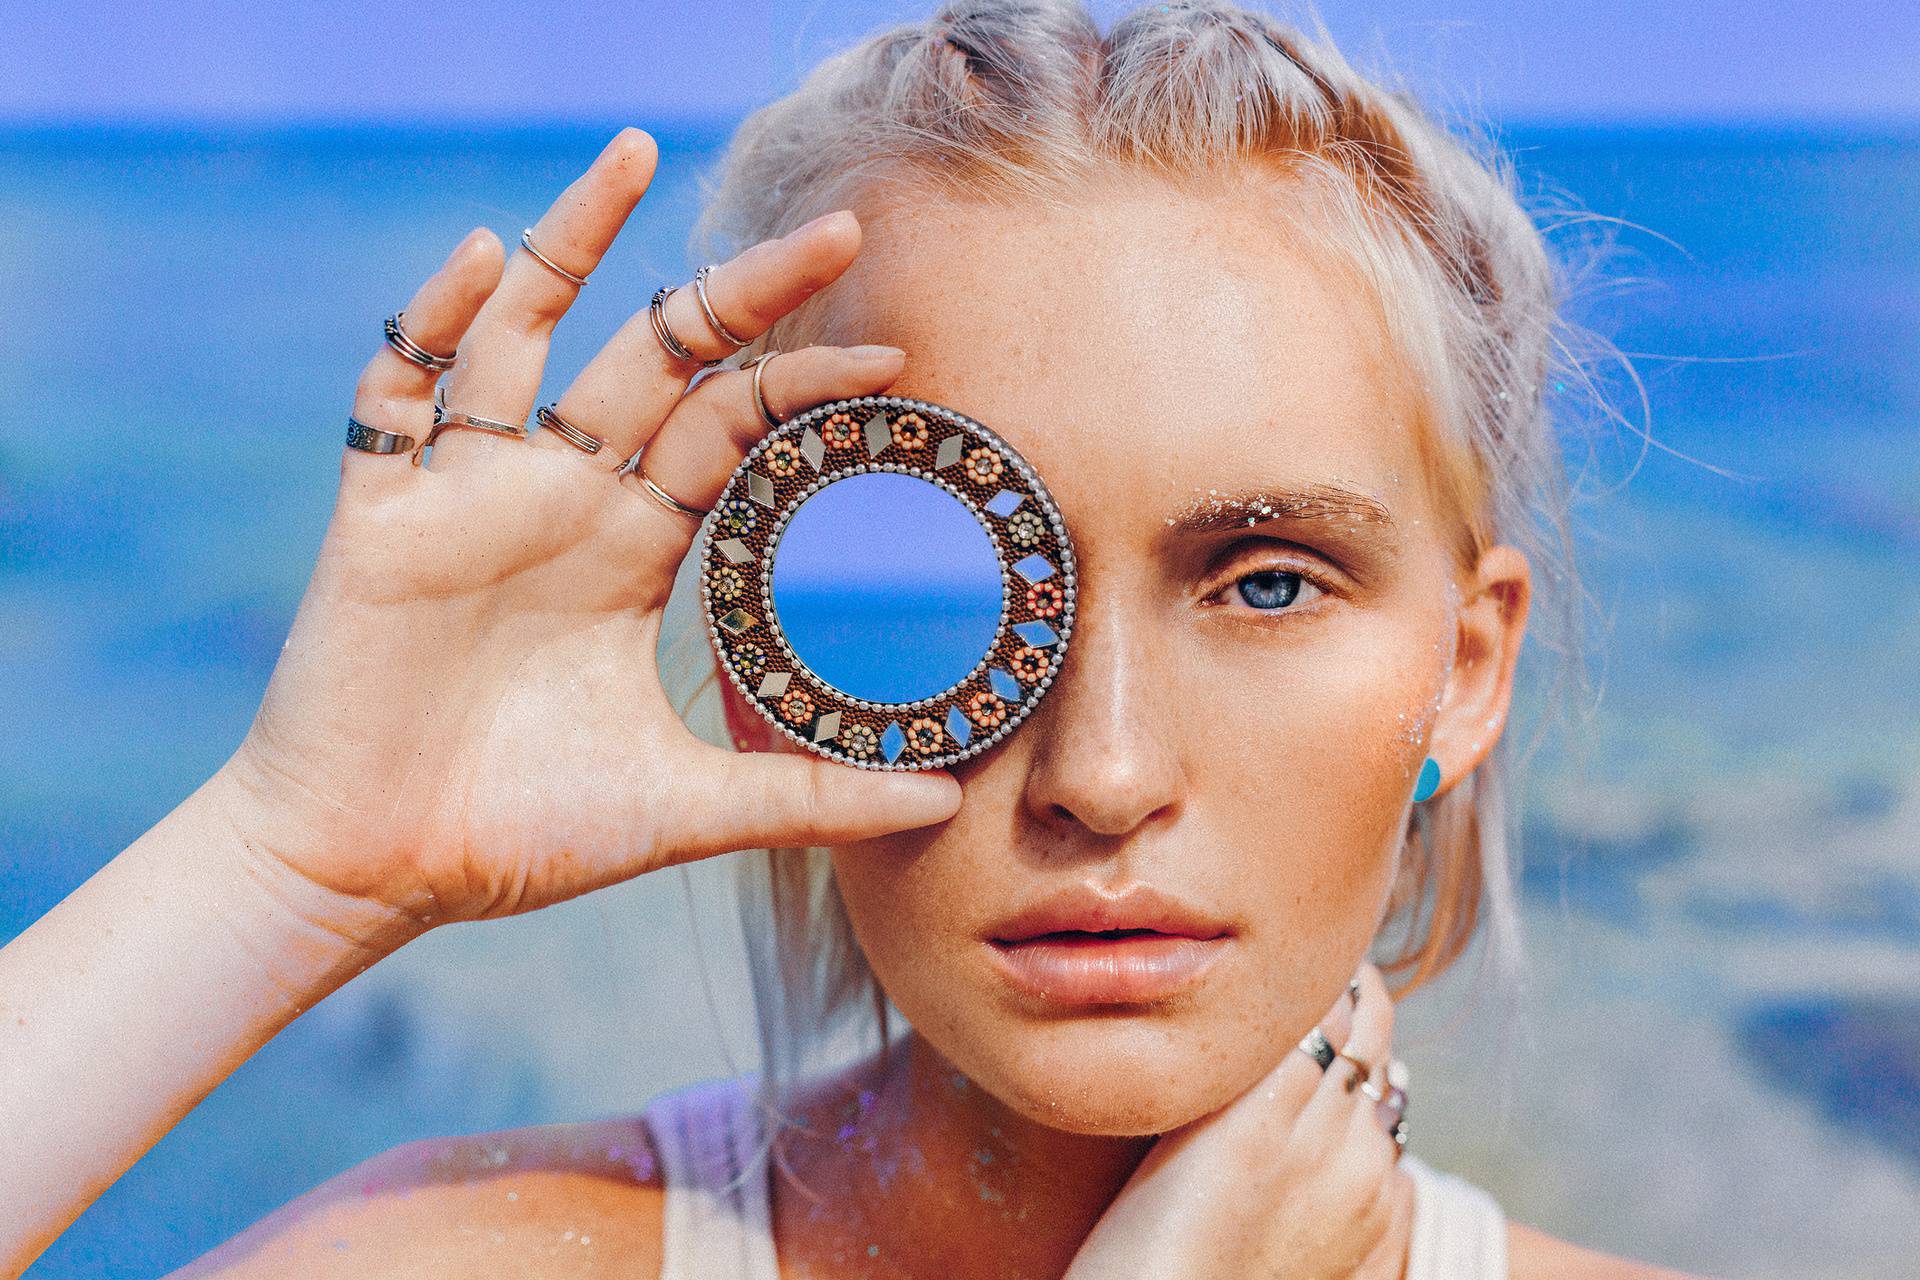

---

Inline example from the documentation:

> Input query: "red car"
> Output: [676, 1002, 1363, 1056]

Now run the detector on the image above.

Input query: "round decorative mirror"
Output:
[698, 394, 1077, 770]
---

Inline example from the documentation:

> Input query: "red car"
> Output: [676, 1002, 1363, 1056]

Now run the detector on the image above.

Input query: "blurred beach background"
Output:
[2, 2, 1917, 1277]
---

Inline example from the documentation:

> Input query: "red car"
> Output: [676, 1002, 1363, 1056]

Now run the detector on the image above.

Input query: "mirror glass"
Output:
[771, 472, 1004, 704]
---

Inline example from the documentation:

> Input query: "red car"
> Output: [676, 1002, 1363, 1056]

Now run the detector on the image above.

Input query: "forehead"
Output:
[807, 170, 1432, 532]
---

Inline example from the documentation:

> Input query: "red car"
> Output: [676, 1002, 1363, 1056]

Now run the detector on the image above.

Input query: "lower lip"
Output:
[984, 933, 1230, 1004]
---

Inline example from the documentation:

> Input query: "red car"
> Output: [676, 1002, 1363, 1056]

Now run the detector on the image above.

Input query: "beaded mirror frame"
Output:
[697, 394, 1077, 771]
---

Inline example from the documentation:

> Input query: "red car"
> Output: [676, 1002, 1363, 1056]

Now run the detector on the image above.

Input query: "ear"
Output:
[1424, 544, 1531, 799]
[716, 658, 783, 754]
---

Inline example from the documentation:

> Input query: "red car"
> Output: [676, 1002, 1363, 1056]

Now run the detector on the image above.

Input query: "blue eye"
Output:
[1226, 566, 1329, 615]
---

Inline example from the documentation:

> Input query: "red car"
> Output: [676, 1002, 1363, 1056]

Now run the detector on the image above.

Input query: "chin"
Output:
[929, 995, 1276, 1137]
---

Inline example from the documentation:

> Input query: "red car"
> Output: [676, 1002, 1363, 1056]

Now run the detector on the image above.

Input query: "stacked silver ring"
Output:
[535, 403, 606, 456]
[384, 311, 456, 372]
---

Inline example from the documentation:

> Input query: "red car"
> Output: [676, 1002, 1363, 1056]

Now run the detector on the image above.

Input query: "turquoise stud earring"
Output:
[1412, 756, 1441, 803]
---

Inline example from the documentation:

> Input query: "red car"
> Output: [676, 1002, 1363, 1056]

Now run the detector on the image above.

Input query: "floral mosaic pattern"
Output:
[1008, 644, 1051, 684]
[764, 438, 805, 478]
[907, 716, 945, 753]
[1025, 580, 1065, 619]
[963, 446, 1004, 487]
[711, 564, 748, 603]
[839, 722, 881, 760]
[779, 689, 816, 725]
[821, 410, 860, 450]
[890, 411, 930, 451]
[719, 496, 759, 537]
[965, 690, 1009, 729]
[1006, 509, 1046, 548]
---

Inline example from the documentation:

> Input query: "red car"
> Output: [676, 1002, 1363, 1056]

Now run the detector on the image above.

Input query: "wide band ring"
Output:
[346, 415, 416, 455]
[519, 228, 590, 287]
[650, 285, 725, 368]
[384, 311, 457, 372]
[740, 349, 783, 428]
[691, 264, 750, 348]
[635, 463, 710, 518]
[1295, 1026, 1336, 1070]
[535, 403, 606, 457]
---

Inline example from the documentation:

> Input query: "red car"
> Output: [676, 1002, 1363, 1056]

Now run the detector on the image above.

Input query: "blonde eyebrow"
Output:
[1163, 482, 1399, 540]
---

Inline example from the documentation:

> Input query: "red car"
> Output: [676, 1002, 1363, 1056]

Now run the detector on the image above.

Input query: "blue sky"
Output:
[1, 0, 1914, 125]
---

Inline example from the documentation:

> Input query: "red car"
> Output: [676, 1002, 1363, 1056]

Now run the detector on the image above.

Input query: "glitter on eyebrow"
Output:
[1164, 482, 1398, 537]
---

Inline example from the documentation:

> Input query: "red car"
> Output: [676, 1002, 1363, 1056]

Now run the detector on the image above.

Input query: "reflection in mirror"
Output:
[771, 472, 1004, 704]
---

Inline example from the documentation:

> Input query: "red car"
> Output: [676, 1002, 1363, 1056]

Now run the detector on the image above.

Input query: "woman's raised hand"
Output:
[1064, 963, 1415, 1280]
[216, 127, 960, 942]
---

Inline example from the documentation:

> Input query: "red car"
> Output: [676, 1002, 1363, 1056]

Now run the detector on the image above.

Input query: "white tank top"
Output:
[641, 1073, 1508, 1279]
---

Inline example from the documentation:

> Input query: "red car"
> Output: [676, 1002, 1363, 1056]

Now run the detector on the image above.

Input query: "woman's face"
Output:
[724, 170, 1530, 1136]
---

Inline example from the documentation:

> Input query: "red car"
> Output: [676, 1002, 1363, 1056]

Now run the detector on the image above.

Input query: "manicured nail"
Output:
[847, 344, 905, 361]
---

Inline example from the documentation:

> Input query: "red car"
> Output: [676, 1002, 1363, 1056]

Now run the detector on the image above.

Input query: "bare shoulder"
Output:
[163, 1114, 666, 1279]
[1507, 1220, 1715, 1280]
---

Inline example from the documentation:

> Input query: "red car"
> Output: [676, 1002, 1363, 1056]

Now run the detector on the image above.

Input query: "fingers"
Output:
[616, 341, 906, 516]
[654, 739, 962, 865]
[344, 227, 505, 495]
[533, 210, 867, 465]
[1296, 961, 1401, 1175]
[425, 127, 660, 471]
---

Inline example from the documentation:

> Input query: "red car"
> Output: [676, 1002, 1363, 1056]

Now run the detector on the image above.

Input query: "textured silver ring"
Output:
[691, 264, 750, 348]
[384, 311, 456, 372]
[519, 228, 590, 287]
[345, 415, 416, 455]
[535, 403, 606, 456]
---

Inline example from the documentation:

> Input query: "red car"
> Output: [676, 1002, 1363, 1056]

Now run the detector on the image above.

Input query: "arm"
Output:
[0, 769, 420, 1277]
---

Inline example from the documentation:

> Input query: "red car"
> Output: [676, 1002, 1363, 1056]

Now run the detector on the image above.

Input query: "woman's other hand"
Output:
[216, 127, 960, 944]
[1064, 962, 1414, 1280]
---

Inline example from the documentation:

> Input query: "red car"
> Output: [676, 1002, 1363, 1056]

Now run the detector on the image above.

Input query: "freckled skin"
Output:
[728, 169, 1534, 1279]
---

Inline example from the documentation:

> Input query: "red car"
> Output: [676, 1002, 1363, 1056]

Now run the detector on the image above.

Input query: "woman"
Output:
[0, 2, 1710, 1277]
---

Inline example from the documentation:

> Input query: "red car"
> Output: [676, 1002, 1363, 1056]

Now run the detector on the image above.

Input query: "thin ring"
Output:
[345, 415, 416, 455]
[741, 349, 784, 428]
[519, 228, 590, 287]
[535, 403, 606, 457]
[412, 384, 530, 463]
[1335, 1047, 1373, 1093]
[1295, 1026, 1336, 1071]
[636, 463, 710, 517]
[691, 264, 750, 348]
[650, 284, 724, 368]
[384, 311, 457, 372]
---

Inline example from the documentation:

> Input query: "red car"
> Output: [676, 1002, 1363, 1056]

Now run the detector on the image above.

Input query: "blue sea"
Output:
[1, 120, 1916, 1276]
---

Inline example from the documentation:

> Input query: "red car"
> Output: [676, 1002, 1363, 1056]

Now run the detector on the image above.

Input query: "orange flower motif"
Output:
[965, 690, 1008, 729]
[1008, 644, 1050, 684]
[1025, 580, 1064, 618]
[840, 722, 880, 760]
[963, 446, 1003, 487]
[779, 689, 815, 725]
[907, 716, 945, 753]
[891, 412, 930, 450]
[764, 438, 804, 478]
[821, 411, 860, 449]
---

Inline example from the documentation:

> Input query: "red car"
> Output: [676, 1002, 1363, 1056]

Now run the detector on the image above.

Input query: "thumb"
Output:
[662, 740, 962, 861]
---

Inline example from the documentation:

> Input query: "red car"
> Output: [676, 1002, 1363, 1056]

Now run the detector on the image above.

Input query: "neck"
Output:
[770, 1028, 1157, 1278]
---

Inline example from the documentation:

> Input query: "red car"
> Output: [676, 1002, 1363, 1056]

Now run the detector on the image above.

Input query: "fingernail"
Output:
[789, 209, 855, 239]
[847, 344, 905, 362]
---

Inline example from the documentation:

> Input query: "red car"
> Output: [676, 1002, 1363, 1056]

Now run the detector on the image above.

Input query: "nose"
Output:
[1018, 586, 1185, 840]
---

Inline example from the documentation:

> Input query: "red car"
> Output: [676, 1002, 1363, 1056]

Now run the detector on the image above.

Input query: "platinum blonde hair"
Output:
[656, 0, 1612, 1184]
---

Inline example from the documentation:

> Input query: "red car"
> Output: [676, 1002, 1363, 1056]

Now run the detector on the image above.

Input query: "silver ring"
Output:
[535, 403, 606, 457]
[650, 284, 724, 368]
[414, 384, 529, 462]
[1296, 1026, 1336, 1070]
[519, 228, 589, 287]
[741, 349, 783, 428]
[691, 264, 750, 348]
[345, 415, 416, 455]
[635, 464, 710, 517]
[384, 311, 456, 372]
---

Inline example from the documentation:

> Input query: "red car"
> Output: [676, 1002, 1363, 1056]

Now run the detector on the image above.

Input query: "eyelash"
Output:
[1204, 555, 1340, 621]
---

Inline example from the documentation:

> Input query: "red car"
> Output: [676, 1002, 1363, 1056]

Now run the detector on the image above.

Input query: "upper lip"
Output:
[985, 882, 1234, 943]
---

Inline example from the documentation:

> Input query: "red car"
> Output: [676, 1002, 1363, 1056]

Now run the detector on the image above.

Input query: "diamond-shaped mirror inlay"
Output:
[935, 434, 964, 470]
[945, 706, 972, 745]
[800, 428, 826, 471]
[1014, 620, 1060, 648]
[757, 671, 791, 698]
[864, 412, 893, 457]
[812, 710, 842, 743]
[1013, 553, 1054, 584]
[988, 668, 1022, 702]
[719, 608, 758, 635]
[880, 721, 907, 762]
[985, 489, 1023, 518]
[748, 471, 778, 508]
[716, 538, 753, 564]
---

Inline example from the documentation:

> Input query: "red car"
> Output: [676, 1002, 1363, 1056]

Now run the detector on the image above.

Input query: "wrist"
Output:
[192, 764, 430, 965]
